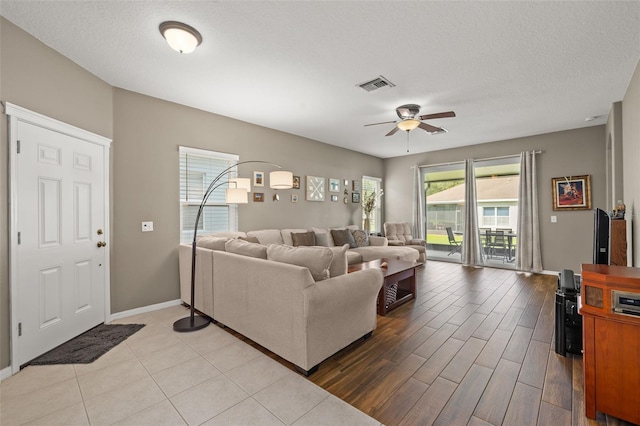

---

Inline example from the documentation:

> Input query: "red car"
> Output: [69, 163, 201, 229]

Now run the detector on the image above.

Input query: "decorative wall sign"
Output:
[253, 171, 264, 187]
[306, 176, 325, 201]
[551, 175, 591, 210]
[292, 176, 301, 189]
[329, 178, 340, 192]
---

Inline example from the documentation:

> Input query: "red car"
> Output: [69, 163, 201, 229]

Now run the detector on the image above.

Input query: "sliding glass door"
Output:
[421, 156, 521, 268]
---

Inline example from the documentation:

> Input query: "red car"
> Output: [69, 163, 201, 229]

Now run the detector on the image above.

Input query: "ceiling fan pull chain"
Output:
[406, 131, 410, 152]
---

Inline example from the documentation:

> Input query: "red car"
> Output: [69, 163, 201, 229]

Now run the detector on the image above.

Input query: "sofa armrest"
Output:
[304, 268, 383, 367]
[179, 243, 214, 318]
[387, 240, 405, 246]
[409, 239, 426, 247]
[369, 236, 388, 246]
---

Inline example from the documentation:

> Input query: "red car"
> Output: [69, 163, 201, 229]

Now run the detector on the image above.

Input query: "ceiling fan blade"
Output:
[364, 120, 398, 127]
[419, 111, 456, 120]
[385, 126, 400, 136]
[418, 122, 443, 133]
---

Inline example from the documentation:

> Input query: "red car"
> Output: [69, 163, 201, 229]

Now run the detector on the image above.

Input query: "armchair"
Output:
[383, 222, 426, 262]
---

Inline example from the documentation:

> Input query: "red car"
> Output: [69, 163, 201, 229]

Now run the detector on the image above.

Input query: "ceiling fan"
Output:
[365, 104, 456, 136]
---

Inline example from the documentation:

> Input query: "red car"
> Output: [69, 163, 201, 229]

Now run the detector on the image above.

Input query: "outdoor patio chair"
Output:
[446, 227, 461, 256]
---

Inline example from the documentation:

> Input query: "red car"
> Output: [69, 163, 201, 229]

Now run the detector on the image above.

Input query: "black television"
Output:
[593, 208, 610, 265]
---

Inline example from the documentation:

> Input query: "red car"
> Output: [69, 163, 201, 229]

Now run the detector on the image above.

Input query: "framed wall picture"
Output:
[551, 175, 591, 210]
[253, 171, 264, 187]
[292, 175, 301, 189]
[253, 192, 264, 202]
[306, 176, 325, 201]
[352, 180, 360, 191]
[291, 194, 299, 203]
[352, 192, 360, 203]
[331, 194, 338, 202]
[329, 178, 340, 192]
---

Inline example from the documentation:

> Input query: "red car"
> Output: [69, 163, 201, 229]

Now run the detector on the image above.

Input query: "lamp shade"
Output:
[397, 119, 420, 132]
[229, 177, 251, 192]
[159, 21, 202, 54]
[269, 171, 294, 189]
[225, 188, 248, 204]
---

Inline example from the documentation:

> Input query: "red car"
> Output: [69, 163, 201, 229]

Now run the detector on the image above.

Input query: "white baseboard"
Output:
[1, 366, 12, 381]
[108, 299, 183, 322]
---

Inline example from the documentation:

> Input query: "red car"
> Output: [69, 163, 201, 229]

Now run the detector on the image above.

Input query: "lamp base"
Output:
[173, 315, 210, 332]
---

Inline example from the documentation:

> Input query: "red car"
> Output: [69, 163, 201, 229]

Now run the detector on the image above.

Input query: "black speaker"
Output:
[554, 269, 583, 357]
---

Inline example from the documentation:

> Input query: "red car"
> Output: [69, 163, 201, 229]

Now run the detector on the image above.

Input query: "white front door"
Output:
[6, 104, 111, 372]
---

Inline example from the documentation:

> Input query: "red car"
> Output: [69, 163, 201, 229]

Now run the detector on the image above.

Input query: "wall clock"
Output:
[306, 176, 325, 201]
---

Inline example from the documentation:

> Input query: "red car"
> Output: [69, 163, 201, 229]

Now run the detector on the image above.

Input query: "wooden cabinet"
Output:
[580, 264, 640, 424]
[610, 220, 627, 266]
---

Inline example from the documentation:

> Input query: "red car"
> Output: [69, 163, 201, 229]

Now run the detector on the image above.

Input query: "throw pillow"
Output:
[351, 229, 370, 247]
[239, 236, 260, 244]
[225, 238, 267, 259]
[314, 232, 329, 247]
[328, 244, 349, 277]
[196, 236, 230, 251]
[266, 244, 332, 281]
[291, 231, 316, 247]
[331, 229, 357, 249]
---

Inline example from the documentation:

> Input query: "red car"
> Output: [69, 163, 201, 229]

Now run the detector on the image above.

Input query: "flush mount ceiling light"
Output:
[159, 21, 202, 54]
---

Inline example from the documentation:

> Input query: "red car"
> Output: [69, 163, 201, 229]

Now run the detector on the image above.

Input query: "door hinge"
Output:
[17, 140, 20, 153]
[17, 232, 21, 245]
[18, 322, 22, 337]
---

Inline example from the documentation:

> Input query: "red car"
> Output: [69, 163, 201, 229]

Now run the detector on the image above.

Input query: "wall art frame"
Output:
[253, 171, 264, 187]
[253, 192, 264, 202]
[551, 175, 591, 211]
[352, 192, 360, 203]
[306, 176, 325, 201]
[329, 178, 340, 192]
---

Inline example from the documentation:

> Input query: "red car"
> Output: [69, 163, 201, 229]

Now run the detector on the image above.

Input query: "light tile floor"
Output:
[0, 305, 381, 426]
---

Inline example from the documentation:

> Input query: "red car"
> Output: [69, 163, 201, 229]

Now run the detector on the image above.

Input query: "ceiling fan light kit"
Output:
[159, 21, 202, 53]
[365, 104, 456, 142]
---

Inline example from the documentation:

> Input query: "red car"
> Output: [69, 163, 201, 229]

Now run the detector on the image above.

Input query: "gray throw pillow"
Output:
[314, 232, 329, 247]
[225, 238, 267, 259]
[331, 229, 357, 249]
[266, 244, 332, 281]
[351, 229, 370, 247]
[291, 231, 316, 247]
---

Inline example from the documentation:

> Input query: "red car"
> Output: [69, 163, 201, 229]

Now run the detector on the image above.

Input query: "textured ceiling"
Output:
[1, 1, 639, 159]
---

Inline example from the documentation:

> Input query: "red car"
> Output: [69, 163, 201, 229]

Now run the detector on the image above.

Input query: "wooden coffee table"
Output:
[348, 258, 422, 316]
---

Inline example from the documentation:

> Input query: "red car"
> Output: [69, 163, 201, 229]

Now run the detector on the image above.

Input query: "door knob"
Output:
[97, 229, 103, 235]
[97, 241, 107, 248]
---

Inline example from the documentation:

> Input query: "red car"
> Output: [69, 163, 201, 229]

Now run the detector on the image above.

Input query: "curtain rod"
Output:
[417, 150, 542, 169]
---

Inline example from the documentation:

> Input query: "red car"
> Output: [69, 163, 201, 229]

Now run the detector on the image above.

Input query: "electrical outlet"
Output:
[551, 216, 557, 223]
[142, 221, 154, 232]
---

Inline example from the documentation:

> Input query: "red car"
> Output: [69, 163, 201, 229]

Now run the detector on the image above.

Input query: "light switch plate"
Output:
[142, 221, 154, 232]
[551, 216, 557, 223]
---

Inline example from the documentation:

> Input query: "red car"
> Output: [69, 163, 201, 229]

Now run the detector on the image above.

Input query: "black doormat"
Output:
[27, 323, 145, 366]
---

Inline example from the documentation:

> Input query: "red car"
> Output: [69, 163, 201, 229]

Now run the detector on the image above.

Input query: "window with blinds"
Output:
[179, 147, 239, 243]
[362, 176, 383, 233]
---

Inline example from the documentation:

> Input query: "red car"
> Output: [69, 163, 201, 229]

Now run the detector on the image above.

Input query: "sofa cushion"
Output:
[210, 231, 247, 239]
[331, 229, 357, 249]
[239, 236, 260, 243]
[246, 229, 284, 245]
[267, 244, 332, 281]
[225, 239, 267, 259]
[196, 236, 230, 251]
[352, 246, 419, 262]
[346, 250, 363, 265]
[328, 244, 349, 277]
[351, 229, 369, 247]
[291, 231, 316, 247]
[281, 228, 311, 246]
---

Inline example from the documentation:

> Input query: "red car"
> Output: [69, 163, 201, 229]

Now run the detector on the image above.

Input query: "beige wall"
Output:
[0, 18, 113, 370]
[605, 101, 623, 212]
[111, 89, 383, 312]
[622, 59, 640, 266]
[383, 126, 607, 273]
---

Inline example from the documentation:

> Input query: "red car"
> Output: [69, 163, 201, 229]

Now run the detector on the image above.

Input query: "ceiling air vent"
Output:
[357, 75, 395, 92]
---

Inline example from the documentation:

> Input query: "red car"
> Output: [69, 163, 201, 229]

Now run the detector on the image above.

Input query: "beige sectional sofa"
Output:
[177, 226, 419, 374]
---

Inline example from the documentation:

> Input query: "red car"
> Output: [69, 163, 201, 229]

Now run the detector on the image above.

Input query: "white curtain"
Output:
[412, 166, 425, 240]
[462, 158, 484, 266]
[516, 151, 543, 272]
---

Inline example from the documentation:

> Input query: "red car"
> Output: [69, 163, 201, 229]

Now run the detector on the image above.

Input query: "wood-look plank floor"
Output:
[224, 261, 636, 426]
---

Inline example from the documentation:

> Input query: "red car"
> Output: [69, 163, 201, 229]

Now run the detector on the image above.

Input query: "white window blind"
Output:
[179, 147, 239, 243]
[362, 176, 383, 233]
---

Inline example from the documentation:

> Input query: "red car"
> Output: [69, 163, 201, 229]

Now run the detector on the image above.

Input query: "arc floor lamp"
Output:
[173, 160, 293, 332]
